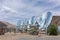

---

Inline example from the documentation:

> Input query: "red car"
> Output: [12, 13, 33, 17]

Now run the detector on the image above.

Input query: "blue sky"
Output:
[0, 0, 60, 25]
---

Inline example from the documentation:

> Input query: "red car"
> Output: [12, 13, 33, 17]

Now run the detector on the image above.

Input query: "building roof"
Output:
[0, 21, 7, 28]
[0, 21, 16, 28]
[51, 16, 60, 25]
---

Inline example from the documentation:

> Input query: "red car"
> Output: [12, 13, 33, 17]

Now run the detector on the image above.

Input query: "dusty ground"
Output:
[0, 32, 34, 40]
[0, 32, 60, 40]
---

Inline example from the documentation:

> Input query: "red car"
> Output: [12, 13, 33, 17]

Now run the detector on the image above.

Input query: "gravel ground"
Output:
[17, 36, 60, 40]
[0, 32, 60, 40]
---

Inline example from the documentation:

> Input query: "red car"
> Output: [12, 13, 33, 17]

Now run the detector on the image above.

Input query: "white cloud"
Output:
[0, 0, 60, 25]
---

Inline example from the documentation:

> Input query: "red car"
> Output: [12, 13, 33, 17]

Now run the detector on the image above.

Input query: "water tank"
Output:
[58, 26, 60, 34]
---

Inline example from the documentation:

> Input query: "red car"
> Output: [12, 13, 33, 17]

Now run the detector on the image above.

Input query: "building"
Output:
[51, 16, 60, 34]
[0, 21, 16, 35]
[0, 21, 7, 35]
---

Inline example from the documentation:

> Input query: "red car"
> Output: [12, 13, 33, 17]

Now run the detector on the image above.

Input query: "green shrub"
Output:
[47, 24, 58, 35]
[29, 26, 39, 35]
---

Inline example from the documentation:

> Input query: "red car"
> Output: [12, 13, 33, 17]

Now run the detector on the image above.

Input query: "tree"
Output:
[47, 24, 58, 35]
[35, 21, 40, 30]
[24, 25, 28, 32]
